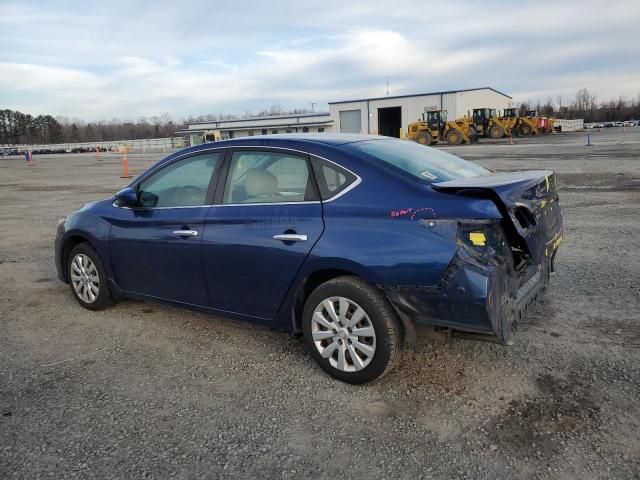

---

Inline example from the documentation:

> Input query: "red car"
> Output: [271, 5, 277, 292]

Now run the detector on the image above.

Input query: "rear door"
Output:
[202, 148, 324, 319]
[109, 150, 223, 305]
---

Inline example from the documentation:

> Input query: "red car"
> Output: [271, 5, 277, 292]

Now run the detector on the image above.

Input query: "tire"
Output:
[67, 243, 113, 311]
[468, 126, 479, 144]
[489, 125, 505, 139]
[416, 131, 432, 146]
[519, 125, 532, 136]
[302, 276, 403, 384]
[446, 129, 463, 145]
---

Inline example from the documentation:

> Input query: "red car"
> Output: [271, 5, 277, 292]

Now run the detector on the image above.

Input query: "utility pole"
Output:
[385, 77, 390, 96]
[310, 102, 316, 112]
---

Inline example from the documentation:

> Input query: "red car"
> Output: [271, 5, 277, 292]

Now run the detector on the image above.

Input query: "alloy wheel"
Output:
[311, 296, 376, 372]
[70, 253, 100, 303]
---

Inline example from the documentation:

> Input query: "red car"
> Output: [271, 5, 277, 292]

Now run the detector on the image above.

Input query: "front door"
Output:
[109, 150, 222, 305]
[202, 149, 324, 319]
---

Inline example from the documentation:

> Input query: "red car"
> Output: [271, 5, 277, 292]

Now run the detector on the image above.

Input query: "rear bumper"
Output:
[380, 248, 554, 344]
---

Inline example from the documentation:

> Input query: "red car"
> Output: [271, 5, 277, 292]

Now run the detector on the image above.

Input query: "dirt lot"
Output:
[1, 128, 639, 479]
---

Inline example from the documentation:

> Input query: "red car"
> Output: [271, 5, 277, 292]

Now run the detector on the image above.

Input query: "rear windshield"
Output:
[346, 139, 490, 183]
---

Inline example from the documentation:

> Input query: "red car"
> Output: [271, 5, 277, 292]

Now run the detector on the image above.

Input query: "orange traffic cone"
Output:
[120, 149, 132, 179]
[96, 147, 101, 161]
[509, 134, 513, 145]
[28, 151, 33, 166]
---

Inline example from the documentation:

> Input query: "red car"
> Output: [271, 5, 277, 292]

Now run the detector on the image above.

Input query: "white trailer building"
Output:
[175, 113, 334, 146]
[329, 87, 512, 137]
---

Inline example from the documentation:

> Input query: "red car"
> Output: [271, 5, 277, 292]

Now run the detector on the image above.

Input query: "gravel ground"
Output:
[1, 128, 639, 479]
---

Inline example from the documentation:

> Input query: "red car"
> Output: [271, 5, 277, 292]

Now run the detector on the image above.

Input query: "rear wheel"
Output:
[489, 125, 505, 139]
[519, 124, 532, 136]
[468, 126, 479, 144]
[67, 243, 113, 311]
[416, 131, 432, 146]
[302, 276, 402, 384]
[446, 129, 463, 145]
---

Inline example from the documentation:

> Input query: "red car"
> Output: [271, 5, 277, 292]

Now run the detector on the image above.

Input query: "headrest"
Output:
[245, 169, 278, 198]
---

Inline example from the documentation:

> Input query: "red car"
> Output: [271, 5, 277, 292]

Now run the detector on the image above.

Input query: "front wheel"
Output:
[67, 243, 113, 311]
[446, 129, 463, 145]
[302, 276, 402, 384]
[416, 131, 432, 146]
[489, 125, 505, 139]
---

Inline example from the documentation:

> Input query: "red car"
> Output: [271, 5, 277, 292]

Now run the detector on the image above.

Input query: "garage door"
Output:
[339, 110, 362, 134]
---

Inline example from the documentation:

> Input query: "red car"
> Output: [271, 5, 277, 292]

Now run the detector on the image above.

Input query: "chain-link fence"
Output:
[4, 137, 187, 153]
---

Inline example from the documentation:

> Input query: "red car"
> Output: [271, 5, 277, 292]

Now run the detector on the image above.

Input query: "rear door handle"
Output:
[273, 234, 307, 242]
[173, 230, 199, 237]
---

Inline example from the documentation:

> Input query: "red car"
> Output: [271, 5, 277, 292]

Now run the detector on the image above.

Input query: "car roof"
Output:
[183, 133, 391, 153]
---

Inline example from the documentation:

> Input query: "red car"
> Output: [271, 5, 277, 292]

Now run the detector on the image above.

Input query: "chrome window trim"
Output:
[211, 200, 321, 208]
[112, 144, 361, 210]
[112, 200, 322, 210]
[112, 201, 213, 210]
[319, 171, 361, 203]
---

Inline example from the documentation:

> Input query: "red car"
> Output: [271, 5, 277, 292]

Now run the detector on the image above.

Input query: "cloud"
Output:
[0, 63, 104, 91]
[0, 0, 639, 119]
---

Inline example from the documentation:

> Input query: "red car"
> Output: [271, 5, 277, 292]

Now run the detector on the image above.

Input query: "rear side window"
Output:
[137, 152, 220, 207]
[312, 158, 357, 200]
[223, 151, 314, 204]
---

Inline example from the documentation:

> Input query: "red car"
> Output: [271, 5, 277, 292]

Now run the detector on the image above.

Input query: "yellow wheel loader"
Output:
[500, 108, 520, 135]
[407, 110, 477, 146]
[407, 110, 445, 145]
[471, 108, 510, 139]
[523, 110, 555, 135]
[499, 109, 557, 137]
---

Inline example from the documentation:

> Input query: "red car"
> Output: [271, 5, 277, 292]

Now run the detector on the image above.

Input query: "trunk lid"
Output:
[433, 170, 563, 265]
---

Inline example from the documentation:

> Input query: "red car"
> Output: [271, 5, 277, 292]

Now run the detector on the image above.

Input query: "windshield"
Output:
[346, 139, 490, 183]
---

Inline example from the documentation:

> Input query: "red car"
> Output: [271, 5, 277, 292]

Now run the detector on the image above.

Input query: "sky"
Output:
[1, 0, 639, 120]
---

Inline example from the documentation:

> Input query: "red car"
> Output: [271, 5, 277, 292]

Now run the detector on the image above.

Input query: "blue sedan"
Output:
[55, 134, 562, 383]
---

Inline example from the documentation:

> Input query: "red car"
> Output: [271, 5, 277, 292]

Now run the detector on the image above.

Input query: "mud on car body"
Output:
[55, 134, 562, 383]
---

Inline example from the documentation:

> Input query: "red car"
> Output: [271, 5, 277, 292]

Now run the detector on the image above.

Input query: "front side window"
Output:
[345, 139, 489, 183]
[223, 151, 313, 204]
[137, 152, 220, 207]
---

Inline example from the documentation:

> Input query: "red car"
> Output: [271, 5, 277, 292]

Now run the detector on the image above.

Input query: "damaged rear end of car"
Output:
[383, 170, 563, 344]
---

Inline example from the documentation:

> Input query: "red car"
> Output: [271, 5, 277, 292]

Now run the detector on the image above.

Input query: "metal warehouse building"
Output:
[176, 86, 511, 145]
[330, 87, 512, 137]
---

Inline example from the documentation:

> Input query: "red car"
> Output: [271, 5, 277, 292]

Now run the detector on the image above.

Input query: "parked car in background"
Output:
[623, 120, 638, 127]
[54, 134, 563, 383]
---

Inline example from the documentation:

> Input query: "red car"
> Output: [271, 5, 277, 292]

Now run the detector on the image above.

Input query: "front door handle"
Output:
[173, 230, 199, 237]
[273, 234, 307, 242]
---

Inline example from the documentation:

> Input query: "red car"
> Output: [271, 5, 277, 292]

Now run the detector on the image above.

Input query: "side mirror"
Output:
[115, 187, 138, 207]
